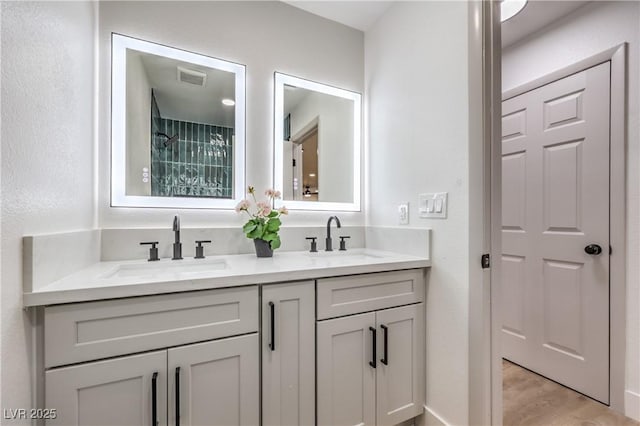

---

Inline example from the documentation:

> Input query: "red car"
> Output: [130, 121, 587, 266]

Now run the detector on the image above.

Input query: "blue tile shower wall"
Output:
[151, 118, 234, 198]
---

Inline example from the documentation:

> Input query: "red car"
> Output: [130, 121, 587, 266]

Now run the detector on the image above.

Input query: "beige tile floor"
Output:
[503, 360, 638, 426]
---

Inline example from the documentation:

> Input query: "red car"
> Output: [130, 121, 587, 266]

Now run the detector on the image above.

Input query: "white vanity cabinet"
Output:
[316, 270, 425, 426]
[35, 266, 427, 426]
[168, 335, 259, 426]
[46, 350, 168, 426]
[43, 286, 259, 426]
[261, 281, 315, 426]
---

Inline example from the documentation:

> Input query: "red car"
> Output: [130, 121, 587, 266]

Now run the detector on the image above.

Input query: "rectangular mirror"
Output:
[274, 73, 361, 211]
[111, 33, 246, 208]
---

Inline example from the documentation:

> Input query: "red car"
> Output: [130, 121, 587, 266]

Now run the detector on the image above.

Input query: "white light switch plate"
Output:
[419, 192, 448, 219]
[398, 203, 409, 225]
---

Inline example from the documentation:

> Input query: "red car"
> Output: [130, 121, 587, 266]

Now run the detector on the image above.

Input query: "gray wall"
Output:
[365, 2, 482, 424]
[1, 1, 97, 417]
[98, 1, 365, 228]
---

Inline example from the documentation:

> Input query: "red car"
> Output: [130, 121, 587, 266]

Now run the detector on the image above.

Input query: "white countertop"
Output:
[23, 248, 430, 307]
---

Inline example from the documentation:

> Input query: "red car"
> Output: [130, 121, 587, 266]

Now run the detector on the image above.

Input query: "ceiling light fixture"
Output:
[501, 0, 527, 23]
[221, 98, 235, 106]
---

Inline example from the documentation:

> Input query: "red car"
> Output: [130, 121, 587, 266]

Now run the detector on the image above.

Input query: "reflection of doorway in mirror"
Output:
[292, 126, 318, 201]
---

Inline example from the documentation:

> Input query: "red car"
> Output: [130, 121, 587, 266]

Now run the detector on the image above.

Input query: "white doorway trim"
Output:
[490, 42, 628, 420]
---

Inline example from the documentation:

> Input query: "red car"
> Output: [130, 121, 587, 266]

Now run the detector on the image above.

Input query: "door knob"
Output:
[584, 244, 603, 255]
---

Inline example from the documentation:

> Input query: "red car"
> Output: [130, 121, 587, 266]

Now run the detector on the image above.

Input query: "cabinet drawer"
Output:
[45, 286, 258, 368]
[316, 270, 424, 320]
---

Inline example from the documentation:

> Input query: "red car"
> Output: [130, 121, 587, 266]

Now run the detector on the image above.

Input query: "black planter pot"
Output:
[253, 239, 274, 258]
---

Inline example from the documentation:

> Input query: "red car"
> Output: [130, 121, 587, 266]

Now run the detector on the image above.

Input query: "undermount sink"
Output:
[101, 259, 228, 279]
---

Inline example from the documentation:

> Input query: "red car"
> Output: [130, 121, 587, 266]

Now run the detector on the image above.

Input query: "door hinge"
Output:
[481, 253, 491, 269]
[292, 159, 296, 167]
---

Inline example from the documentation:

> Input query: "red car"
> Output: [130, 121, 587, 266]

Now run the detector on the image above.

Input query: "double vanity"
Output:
[24, 226, 430, 426]
[21, 8, 430, 425]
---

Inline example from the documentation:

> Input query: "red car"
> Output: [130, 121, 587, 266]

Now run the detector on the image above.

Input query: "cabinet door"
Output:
[262, 281, 315, 426]
[317, 312, 376, 426]
[376, 304, 425, 426]
[45, 351, 167, 426]
[168, 334, 259, 426]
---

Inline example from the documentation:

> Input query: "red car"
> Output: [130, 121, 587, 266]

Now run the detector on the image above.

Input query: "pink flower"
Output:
[278, 206, 289, 215]
[235, 199, 250, 213]
[265, 189, 282, 199]
[256, 201, 272, 217]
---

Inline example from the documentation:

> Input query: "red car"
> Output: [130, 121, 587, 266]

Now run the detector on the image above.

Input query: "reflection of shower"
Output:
[156, 132, 179, 147]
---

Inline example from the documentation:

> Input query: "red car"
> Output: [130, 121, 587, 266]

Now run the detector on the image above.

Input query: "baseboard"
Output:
[626, 390, 640, 421]
[417, 405, 449, 426]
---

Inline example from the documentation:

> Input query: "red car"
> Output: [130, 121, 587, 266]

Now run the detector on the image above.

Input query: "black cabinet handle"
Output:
[369, 327, 377, 368]
[380, 324, 388, 365]
[151, 372, 158, 426]
[269, 302, 276, 351]
[175, 367, 181, 426]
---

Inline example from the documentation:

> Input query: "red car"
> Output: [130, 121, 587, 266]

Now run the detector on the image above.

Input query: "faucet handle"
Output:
[195, 240, 212, 259]
[305, 237, 318, 253]
[339, 236, 351, 251]
[140, 241, 160, 261]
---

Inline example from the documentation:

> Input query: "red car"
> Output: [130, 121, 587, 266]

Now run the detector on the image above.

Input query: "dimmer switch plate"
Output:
[419, 192, 448, 219]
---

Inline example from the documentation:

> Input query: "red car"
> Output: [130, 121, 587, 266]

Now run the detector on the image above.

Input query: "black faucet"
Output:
[172, 215, 183, 260]
[325, 216, 342, 251]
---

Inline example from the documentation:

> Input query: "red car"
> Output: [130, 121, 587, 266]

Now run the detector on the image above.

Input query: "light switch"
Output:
[419, 192, 447, 219]
[435, 199, 443, 213]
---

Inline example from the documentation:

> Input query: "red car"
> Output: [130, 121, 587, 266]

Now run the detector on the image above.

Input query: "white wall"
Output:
[0, 0, 96, 417]
[125, 51, 152, 196]
[366, 2, 481, 424]
[288, 92, 354, 203]
[502, 1, 640, 419]
[98, 1, 364, 228]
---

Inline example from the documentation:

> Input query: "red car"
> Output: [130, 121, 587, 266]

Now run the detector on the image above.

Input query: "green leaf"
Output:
[247, 223, 264, 239]
[243, 222, 257, 234]
[270, 235, 281, 250]
[268, 210, 279, 218]
[266, 218, 281, 232]
[262, 232, 277, 242]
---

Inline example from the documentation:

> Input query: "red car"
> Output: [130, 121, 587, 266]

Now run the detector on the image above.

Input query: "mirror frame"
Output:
[111, 33, 246, 209]
[274, 72, 361, 211]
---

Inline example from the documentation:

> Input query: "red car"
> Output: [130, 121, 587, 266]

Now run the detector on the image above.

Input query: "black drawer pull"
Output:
[381, 324, 388, 365]
[175, 367, 181, 426]
[269, 301, 275, 351]
[151, 372, 158, 426]
[369, 326, 376, 368]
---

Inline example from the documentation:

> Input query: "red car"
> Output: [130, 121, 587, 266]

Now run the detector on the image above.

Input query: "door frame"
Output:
[490, 43, 628, 420]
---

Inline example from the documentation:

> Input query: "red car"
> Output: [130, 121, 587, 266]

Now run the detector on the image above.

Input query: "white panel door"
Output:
[262, 281, 315, 426]
[45, 351, 167, 426]
[375, 304, 425, 426]
[317, 312, 376, 426]
[501, 62, 610, 403]
[168, 334, 259, 426]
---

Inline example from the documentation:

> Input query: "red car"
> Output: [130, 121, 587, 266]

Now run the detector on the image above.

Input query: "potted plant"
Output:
[236, 186, 288, 257]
